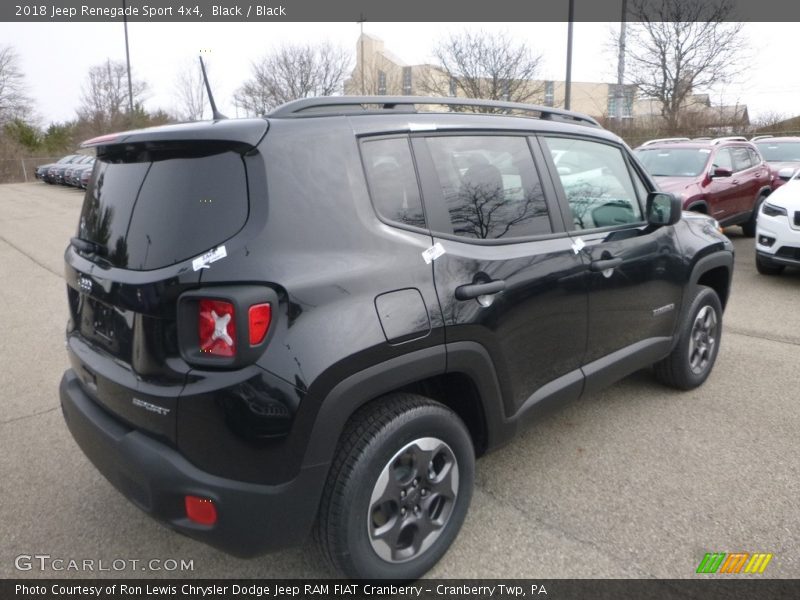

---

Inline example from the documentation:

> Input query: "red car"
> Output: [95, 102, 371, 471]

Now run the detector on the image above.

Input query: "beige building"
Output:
[345, 33, 746, 129]
[344, 34, 636, 120]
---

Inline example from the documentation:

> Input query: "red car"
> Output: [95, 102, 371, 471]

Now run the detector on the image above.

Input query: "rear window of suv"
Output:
[635, 147, 710, 177]
[78, 143, 249, 270]
[754, 141, 800, 162]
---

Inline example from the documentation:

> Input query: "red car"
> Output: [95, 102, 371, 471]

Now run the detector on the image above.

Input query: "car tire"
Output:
[740, 193, 767, 237]
[756, 254, 785, 276]
[315, 393, 474, 580]
[654, 285, 722, 390]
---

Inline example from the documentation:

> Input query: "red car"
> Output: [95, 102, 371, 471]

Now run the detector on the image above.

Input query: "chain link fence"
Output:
[0, 157, 64, 184]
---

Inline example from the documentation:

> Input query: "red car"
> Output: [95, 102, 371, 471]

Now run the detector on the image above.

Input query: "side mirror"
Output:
[711, 166, 733, 178]
[646, 192, 682, 227]
[777, 167, 796, 181]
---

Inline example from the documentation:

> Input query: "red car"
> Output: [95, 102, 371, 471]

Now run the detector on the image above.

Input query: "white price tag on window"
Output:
[192, 245, 227, 271]
[422, 242, 446, 264]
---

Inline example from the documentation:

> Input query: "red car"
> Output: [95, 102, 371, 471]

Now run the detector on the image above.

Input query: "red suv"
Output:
[751, 135, 800, 191]
[635, 137, 771, 236]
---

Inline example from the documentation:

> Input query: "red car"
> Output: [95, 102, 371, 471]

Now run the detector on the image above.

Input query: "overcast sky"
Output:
[1, 21, 797, 126]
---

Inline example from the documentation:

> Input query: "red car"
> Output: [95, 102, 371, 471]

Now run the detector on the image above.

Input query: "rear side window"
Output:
[543, 136, 643, 231]
[426, 136, 551, 240]
[362, 138, 426, 229]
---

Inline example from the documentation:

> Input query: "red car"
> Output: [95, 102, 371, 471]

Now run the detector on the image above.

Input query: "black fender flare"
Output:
[300, 341, 510, 469]
[677, 250, 734, 334]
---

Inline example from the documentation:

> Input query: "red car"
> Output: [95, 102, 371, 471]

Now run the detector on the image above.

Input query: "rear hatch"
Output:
[65, 119, 267, 443]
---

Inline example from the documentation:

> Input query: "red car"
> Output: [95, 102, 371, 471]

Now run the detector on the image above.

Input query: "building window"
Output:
[501, 79, 510, 101]
[624, 88, 634, 118]
[378, 71, 387, 95]
[608, 85, 634, 118]
[449, 76, 458, 97]
[402, 67, 412, 95]
[544, 81, 554, 107]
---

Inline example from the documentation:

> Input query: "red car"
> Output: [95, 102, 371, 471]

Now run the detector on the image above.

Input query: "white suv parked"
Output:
[756, 171, 800, 275]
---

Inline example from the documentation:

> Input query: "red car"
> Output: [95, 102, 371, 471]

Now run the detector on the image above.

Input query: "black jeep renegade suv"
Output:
[60, 97, 733, 579]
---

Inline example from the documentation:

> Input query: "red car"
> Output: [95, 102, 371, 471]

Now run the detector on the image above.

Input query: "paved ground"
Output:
[1, 182, 798, 579]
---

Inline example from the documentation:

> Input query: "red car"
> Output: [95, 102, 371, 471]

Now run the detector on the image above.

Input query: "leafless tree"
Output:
[0, 45, 31, 124]
[173, 60, 208, 121]
[418, 31, 544, 110]
[622, 0, 746, 134]
[234, 42, 352, 115]
[78, 59, 148, 126]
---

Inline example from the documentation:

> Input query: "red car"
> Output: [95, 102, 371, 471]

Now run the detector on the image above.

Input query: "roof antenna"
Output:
[199, 55, 227, 120]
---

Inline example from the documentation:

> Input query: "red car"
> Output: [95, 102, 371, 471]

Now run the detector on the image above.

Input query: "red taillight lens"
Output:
[248, 303, 271, 345]
[198, 299, 236, 357]
[185, 496, 217, 525]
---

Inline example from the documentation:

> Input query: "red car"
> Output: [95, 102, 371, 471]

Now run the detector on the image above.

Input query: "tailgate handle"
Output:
[455, 279, 506, 301]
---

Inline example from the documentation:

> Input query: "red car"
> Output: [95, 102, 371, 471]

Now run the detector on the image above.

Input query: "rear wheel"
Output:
[654, 285, 722, 390]
[315, 393, 474, 580]
[756, 254, 785, 276]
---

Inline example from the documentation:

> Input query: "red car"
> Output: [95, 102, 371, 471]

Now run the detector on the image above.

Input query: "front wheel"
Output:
[315, 393, 475, 580]
[654, 286, 722, 390]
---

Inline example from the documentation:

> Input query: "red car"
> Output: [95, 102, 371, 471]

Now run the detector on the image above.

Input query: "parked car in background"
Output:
[751, 135, 800, 191]
[65, 156, 95, 187]
[78, 167, 92, 190]
[635, 137, 771, 236]
[755, 170, 800, 275]
[64, 156, 95, 187]
[47, 154, 87, 185]
[37, 154, 79, 183]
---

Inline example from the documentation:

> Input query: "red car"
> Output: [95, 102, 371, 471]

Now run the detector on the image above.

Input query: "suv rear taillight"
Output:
[178, 286, 279, 368]
[248, 303, 271, 345]
[199, 299, 236, 357]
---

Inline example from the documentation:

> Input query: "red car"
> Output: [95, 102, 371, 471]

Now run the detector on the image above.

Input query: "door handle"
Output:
[455, 279, 506, 301]
[732, 179, 739, 184]
[590, 257, 623, 272]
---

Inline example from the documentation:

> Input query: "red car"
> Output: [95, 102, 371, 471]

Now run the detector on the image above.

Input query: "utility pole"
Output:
[357, 15, 366, 95]
[565, 0, 574, 110]
[615, 0, 628, 123]
[122, 0, 134, 118]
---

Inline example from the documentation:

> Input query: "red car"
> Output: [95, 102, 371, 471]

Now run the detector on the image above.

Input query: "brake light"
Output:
[248, 303, 271, 345]
[198, 299, 236, 357]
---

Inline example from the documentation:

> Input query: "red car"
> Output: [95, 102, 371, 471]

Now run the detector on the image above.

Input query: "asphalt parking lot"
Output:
[0, 182, 798, 579]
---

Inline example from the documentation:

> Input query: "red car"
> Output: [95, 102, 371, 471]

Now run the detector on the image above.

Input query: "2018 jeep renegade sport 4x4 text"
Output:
[60, 97, 734, 580]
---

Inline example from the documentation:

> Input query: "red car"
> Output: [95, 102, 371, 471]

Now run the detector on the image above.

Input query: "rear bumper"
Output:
[60, 369, 327, 557]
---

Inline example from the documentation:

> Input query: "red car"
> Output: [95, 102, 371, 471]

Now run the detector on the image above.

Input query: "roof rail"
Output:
[639, 137, 691, 146]
[267, 95, 601, 127]
[692, 136, 712, 141]
[750, 135, 774, 142]
[710, 136, 748, 145]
